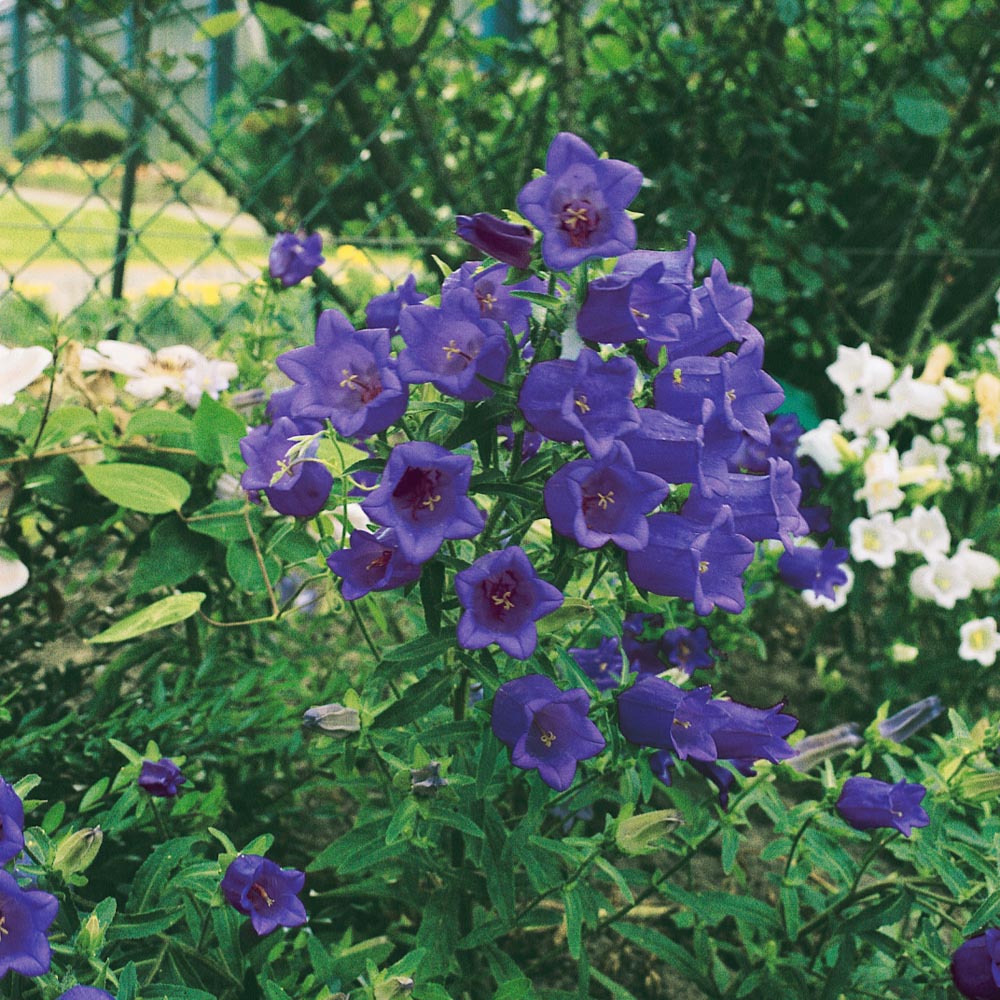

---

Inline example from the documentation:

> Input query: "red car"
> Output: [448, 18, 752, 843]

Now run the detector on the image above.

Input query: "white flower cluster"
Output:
[798, 300, 1000, 665]
[80, 341, 239, 408]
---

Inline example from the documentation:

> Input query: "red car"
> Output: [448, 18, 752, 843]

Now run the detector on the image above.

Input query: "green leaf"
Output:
[564, 885, 583, 960]
[893, 88, 950, 136]
[375, 669, 454, 728]
[117, 962, 139, 1000]
[127, 836, 202, 913]
[192, 394, 246, 465]
[194, 9, 243, 40]
[143, 987, 216, 1000]
[420, 560, 445, 635]
[126, 409, 194, 438]
[612, 922, 708, 987]
[37, 405, 98, 449]
[82, 463, 191, 514]
[129, 518, 213, 596]
[107, 908, 185, 941]
[225, 542, 280, 593]
[964, 890, 1000, 936]
[381, 633, 455, 668]
[88, 593, 205, 644]
[186, 499, 261, 542]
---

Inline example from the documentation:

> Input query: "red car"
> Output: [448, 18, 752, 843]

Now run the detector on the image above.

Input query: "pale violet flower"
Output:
[896, 505, 950, 556]
[854, 447, 904, 515]
[840, 390, 902, 436]
[826, 343, 895, 397]
[80, 341, 237, 406]
[952, 539, 1000, 591]
[797, 419, 850, 475]
[909, 557, 973, 609]
[899, 435, 951, 486]
[0, 551, 29, 598]
[958, 617, 1000, 667]
[0, 345, 52, 405]
[849, 513, 906, 569]
[802, 563, 854, 612]
[887, 365, 947, 422]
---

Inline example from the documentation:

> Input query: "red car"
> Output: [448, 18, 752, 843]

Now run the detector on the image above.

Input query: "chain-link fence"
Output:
[0, 0, 532, 347]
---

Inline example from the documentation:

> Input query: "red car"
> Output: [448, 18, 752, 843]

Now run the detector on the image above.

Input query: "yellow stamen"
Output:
[971, 630, 988, 650]
[491, 590, 515, 610]
[564, 207, 589, 229]
[540, 730, 557, 747]
[442, 339, 465, 359]
[478, 292, 497, 311]
[421, 493, 442, 511]
[251, 883, 274, 907]
[631, 308, 649, 320]
[596, 491, 615, 509]
[698, 560, 709, 574]
[574, 394, 590, 413]
[673, 367, 683, 386]
[0, 915, 9, 937]
[276, 459, 295, 480]
[725, 388, 737, 401]
[339, 369, 360, 390]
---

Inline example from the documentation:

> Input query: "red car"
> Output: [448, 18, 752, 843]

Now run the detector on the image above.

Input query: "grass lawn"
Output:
[0, 190, 265, 269]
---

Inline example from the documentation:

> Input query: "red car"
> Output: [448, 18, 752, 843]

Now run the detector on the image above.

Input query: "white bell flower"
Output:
[900, 435, 951, 486]
[854, 447, 905, 515]
[0, 551, 29, 598]
[849, 513, 906, 569]
[825, 343, 895, 397]
[909, 557, 973, 609]
[958, 617, 1000, 667]
[952, 539, 1000, 590]
[895, 505, 950, 556]
[798, 419, 850, 474]
[0, 345, 53, 405]
[840, 390, 902, 436]
[887, 365, 947, 422]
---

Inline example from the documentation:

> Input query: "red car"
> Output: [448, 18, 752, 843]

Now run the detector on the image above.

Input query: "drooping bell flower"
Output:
[626, 508, 755, 616]
[569, 636, 625, 691]
[364, 273, 428, 335]
[516, 131, 643, 271]
[276, 309, 408, 440]
[544, 441, 667, 551]
[360, 441, 485, 564]
[454, 546, 563, 660]
[455, 213, 534, 269]
[518, 348, 640, 459]
[491, 674, 605, 790]
[704, 698, 798, 764]
[268, 231, 324, 287]
[220, 855, 307, 936]
[397, 289, 510, 402]
[835, 776, 930, 836]
[622, 612, 667, 675]
[239, 417, 333, 518]
[660, 626, 715, 674]
[0, 870, 58, 979]
[616, 675, 717, 761]
[442, 261, 544, 339]
[325, 528, 424, 600]
[137, 758, 186, 798]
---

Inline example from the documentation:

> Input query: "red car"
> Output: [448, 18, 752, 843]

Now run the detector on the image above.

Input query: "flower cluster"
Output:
[798, 311, 1000, 668]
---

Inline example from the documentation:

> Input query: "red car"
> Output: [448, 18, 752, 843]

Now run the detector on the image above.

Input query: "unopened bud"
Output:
[76, 911, 104, 953]
[374, 976, 414, 1000]
[787, 724, 862, 773]
[958, 771, 1000, 802]
[302, 703, 360, 737]
[891, 642, 920, 664]
[614, 809, 683, 856]
[53, 826, 103, 875]
[410, 761, 448, 797]
[877, 696, 943, 744]
[918, 344, 954, 384]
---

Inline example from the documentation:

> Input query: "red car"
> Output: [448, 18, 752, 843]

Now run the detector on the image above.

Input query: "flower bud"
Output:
[302, 703, 360, 737]
[53, 826, 103, 875]
[918, 344, 954, 384]
[410, 761, 448, 797]
[890, 642, 919, 663]
[455, 212, 534, 269]
[614, 809, 683, 856]
[877, 696, 943, 743]
[786, 724, 862, 773]
[76, 910, 105, 953]
[957, 771, 1000, 802]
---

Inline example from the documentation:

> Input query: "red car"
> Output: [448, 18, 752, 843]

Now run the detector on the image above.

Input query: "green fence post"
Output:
[208, 0, 235, 121]
[60, 5, 82, 120]
[10, 0, 29, 138]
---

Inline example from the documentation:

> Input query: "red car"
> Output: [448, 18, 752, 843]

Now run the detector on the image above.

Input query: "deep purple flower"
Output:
[544, 441, 667, 551]
[622, 405, 733, 497]
[835, 776, 929, 837]
[397, 289, 510, 402]
[778, 540, 850, 600]
[952, 930, 1000, 1000]
[239, 417, 333, 518]
[220, 855, 307, 936]
[576, 234, 695, 347]
[517, 132, 643, 271]
[704, 698, 798, 764]
[877, 696, 944, 744]
[626, 508, 755, 616]
[0, 869, 58, 979]
[616, 676, 718, 761]
[58, 988, 115, 1000]
[138, 758, 186, 798]
[268, 231, 324, 287]
[455, 213, 534, 269]
[497, 422, 544, 462]
[455, 547, 563, 660]
[0, 778, 25, 865]
[682, 458, 809, 549]
[442, 261, 544, 338]
[491, 675, 605, 790]
[360, 441, 484, 563]
[660, 626, 715, 674]
[518, 349, 640, 459]
[325, 528, 424, 600]
[276, 310, 408, 439]
[265, 387, 323, 435]
[569, 636, 625, 691]
[364, 273, 427, 335]
[622, 612, 667, 674]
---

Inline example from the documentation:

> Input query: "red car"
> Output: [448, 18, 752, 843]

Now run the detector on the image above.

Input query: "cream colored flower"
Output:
[958, 617, 1000, 667]
[0, 551, 29, 598]
[0, 345, 52, 405]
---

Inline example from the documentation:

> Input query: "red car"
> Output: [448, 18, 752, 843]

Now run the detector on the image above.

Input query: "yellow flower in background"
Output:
[975, 372, 1000, 426]
[334, 244, 368, 268]
[918, 343, 954, 384]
